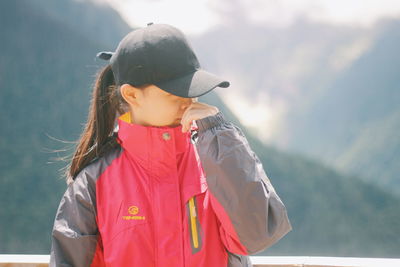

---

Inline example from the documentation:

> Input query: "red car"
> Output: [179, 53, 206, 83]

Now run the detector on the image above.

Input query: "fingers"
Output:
[181, 117, 192, 133]
[180, 100, 215, 133]
[181, 109, 195, 133]
[181, 101, 197, 132]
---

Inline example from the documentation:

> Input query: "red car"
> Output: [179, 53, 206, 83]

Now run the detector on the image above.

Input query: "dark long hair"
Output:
[61, 64, 128, 184]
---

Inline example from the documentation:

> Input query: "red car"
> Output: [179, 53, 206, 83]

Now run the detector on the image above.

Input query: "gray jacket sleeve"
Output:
[49, 169, 101, 267]
[194, 111, 292, 255]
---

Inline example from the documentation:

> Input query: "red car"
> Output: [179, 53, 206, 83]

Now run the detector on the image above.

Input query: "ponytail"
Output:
[62, 64, 127, 184]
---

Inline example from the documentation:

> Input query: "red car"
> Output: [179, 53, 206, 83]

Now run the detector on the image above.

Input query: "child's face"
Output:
[120, 83, 198, 128]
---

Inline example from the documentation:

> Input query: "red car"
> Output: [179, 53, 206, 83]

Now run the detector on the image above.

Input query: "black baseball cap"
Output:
[96, 22, 230, 98]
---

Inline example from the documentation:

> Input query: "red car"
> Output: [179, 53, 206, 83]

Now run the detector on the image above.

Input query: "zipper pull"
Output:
[190, 204, 197, 217]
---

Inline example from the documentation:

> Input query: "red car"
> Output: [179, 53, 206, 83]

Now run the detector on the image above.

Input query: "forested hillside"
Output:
[283, 19, 400, 196]
[193, 17, 400, 197]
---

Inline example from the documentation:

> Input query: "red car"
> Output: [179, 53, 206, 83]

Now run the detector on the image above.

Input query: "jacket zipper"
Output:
[188, 196, 199, 248]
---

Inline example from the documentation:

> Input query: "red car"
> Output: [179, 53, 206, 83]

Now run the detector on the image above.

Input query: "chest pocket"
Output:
[99, 198, 152, 251]
[186, 195, 203, 254]
[117, 201, 149, 227]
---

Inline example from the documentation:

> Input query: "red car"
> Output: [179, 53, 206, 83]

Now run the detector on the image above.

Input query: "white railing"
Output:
[1, 255, 400, 267]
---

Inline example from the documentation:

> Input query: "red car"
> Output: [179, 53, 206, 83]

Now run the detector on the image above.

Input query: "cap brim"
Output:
[153, 69, 230, 98]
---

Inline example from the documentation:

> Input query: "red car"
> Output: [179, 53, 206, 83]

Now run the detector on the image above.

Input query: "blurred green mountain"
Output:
[0, 0, 128, 253]
[194, 16, 400, 198]
[282, 18, 400, 196]
[0, 0, 399, 258]
[34, 0, 132, 48]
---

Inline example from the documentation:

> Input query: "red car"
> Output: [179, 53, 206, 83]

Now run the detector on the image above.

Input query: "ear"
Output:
[120, 84, 141, 107]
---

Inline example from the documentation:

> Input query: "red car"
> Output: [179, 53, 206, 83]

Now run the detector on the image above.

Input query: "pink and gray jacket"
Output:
[50, 111, 292, 266]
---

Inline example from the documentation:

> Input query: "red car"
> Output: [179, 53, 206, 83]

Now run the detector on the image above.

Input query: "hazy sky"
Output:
[100, 0, 400, 35]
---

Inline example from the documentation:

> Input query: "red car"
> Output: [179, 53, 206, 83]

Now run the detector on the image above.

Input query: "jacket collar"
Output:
[116, 111, 191, 169]
[115, 111, 207, 200]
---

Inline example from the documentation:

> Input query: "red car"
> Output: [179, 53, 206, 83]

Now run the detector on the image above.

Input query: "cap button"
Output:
[147, 22, 154, 26]
[162, 132, 171, 140]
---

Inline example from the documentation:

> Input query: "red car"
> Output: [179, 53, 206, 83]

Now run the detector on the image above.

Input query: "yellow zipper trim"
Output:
[119, 111, 132, 123]
[189, 196, 199, 248]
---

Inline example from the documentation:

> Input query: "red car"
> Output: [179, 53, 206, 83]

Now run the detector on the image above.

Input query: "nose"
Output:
[181, 97, 196, 109]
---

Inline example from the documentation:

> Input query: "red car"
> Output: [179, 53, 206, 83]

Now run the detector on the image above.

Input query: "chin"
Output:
[168, 121, 182, 128]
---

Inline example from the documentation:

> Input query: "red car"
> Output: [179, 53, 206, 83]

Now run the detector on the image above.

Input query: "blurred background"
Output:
[0, 0, 399, 258]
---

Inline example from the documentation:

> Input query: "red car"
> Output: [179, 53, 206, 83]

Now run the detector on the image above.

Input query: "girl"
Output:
[50, 22, 292, 267]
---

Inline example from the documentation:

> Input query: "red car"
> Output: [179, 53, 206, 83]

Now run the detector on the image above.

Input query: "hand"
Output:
[180, 101, 219, 133]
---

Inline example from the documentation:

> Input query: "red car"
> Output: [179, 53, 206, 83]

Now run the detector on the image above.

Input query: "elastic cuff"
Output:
[195, 111, 227, 133]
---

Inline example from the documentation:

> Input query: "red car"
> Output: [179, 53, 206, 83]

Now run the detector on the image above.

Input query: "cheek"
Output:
[146, 99, 178, 122]
[165, 101, 181, 117]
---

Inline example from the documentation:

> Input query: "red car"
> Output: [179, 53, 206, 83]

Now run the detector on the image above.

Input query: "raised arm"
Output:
[194, 111, 292, 255]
